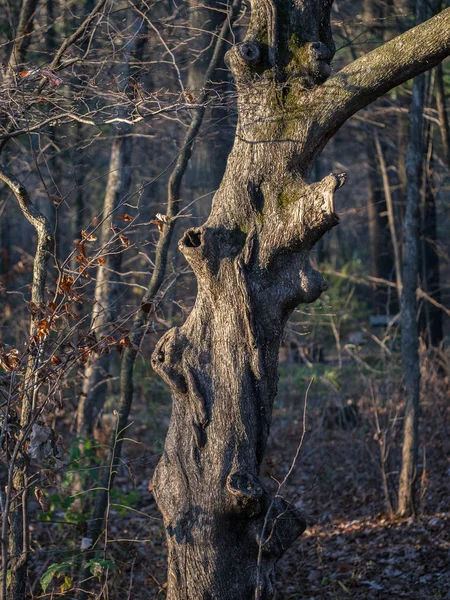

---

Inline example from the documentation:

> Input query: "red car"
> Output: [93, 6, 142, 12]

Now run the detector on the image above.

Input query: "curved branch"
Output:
[0, 166, 53, 307]
[314, 8, 450, 136]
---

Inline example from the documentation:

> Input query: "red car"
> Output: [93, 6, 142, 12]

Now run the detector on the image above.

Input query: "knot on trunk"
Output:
[225, 43, 265, 85]
[183, 364, 210, 450]
[298, 171, 345, 248]
[315, 172, 346, 216]
[226, 0, 336, 87]
[287, 41, 333, 87]
[151, 327, 188, 393]
[258, 172, 345, 268]
[263, 253, 328, 314]
[179, 225, 248, 278]
[238, 41, 261, 65]
[227, 470, 263, 516]
[179, 227, 215, 276]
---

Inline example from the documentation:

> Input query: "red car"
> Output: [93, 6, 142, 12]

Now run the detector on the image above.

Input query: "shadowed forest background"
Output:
[0, 0, 449, 598]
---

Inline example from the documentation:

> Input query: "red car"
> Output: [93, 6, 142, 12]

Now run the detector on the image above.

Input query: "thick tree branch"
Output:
[315, 8, 450, 136]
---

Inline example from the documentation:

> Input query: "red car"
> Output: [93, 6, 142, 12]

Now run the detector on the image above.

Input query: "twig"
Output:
[255, 378, 313, 600]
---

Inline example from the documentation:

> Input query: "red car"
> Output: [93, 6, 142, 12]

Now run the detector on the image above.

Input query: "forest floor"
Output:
[29, 354, 450, 599]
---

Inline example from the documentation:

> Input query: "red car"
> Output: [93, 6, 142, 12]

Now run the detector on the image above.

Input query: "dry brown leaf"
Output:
[81, 229, 97, 242]
[119, 235, 130, 248]
[150, 219, 164, 233]
[115, 213, 133, 222]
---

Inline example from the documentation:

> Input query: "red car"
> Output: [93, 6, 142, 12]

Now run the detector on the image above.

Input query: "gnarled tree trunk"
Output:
[151, 2, 450, 598]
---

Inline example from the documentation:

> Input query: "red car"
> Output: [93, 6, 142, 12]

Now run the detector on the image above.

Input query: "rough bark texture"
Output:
[397, 0, 426, 519]
[151, 2, 450, 598]
[78, 5, 242, 594]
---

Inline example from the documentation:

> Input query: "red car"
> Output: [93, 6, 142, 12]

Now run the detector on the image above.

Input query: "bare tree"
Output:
[76, 13, 147, 439]
[0, 167, 53, 600]
[148, 1, 450, 597]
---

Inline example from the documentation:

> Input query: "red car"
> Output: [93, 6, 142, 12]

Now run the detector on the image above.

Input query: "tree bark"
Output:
[150, 2, 450, 597]
[366, 134, 393, 313]
[76, 16, 146, 438]
[77, 4, 242, 596]
[420, 153, 443, 347]
[397, 0, 427, 519]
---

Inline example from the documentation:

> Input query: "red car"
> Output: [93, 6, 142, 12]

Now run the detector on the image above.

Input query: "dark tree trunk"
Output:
[185, 0, 233, 202]
[397, 0, 427, 519]
[366, 133, 394, 313]
[435, 62, 450, 167]
[76, 16, 146, 438]
[150, 1, 450, 596]
[419, 149, 443, 347]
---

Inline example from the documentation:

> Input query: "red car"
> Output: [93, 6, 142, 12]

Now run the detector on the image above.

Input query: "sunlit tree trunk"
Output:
[150, 1, 450, 595]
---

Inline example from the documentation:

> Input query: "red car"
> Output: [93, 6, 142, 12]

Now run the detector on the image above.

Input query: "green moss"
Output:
[239, 223, 249, 235]
[287, 37, 310, 74]
[277, 189, 297, 210]
[255, 211, 265, 225]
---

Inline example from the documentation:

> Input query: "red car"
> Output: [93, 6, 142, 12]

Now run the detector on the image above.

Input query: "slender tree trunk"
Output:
[0, 0, 40, 279]
[419, 143, 443, 346]
[76, 133, 133, 435]
[374, 133, 403, 294]
[185, 0, 232, 203]
[0, 6, 49, 598]
[76, 18, 146, 438]
[366, 134, 393, 313]
[7, 0, 39, 71]
[0, 168, 53, 600]
[149, 2, 450, 596]
[435, 62, 450, 167]
[415, 3, 444, 349]
[397, 0, 426, 519]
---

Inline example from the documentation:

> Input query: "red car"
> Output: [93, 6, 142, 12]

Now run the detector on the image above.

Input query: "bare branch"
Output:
[315, 8, 450, 137]
[0, 165, 53, 307]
